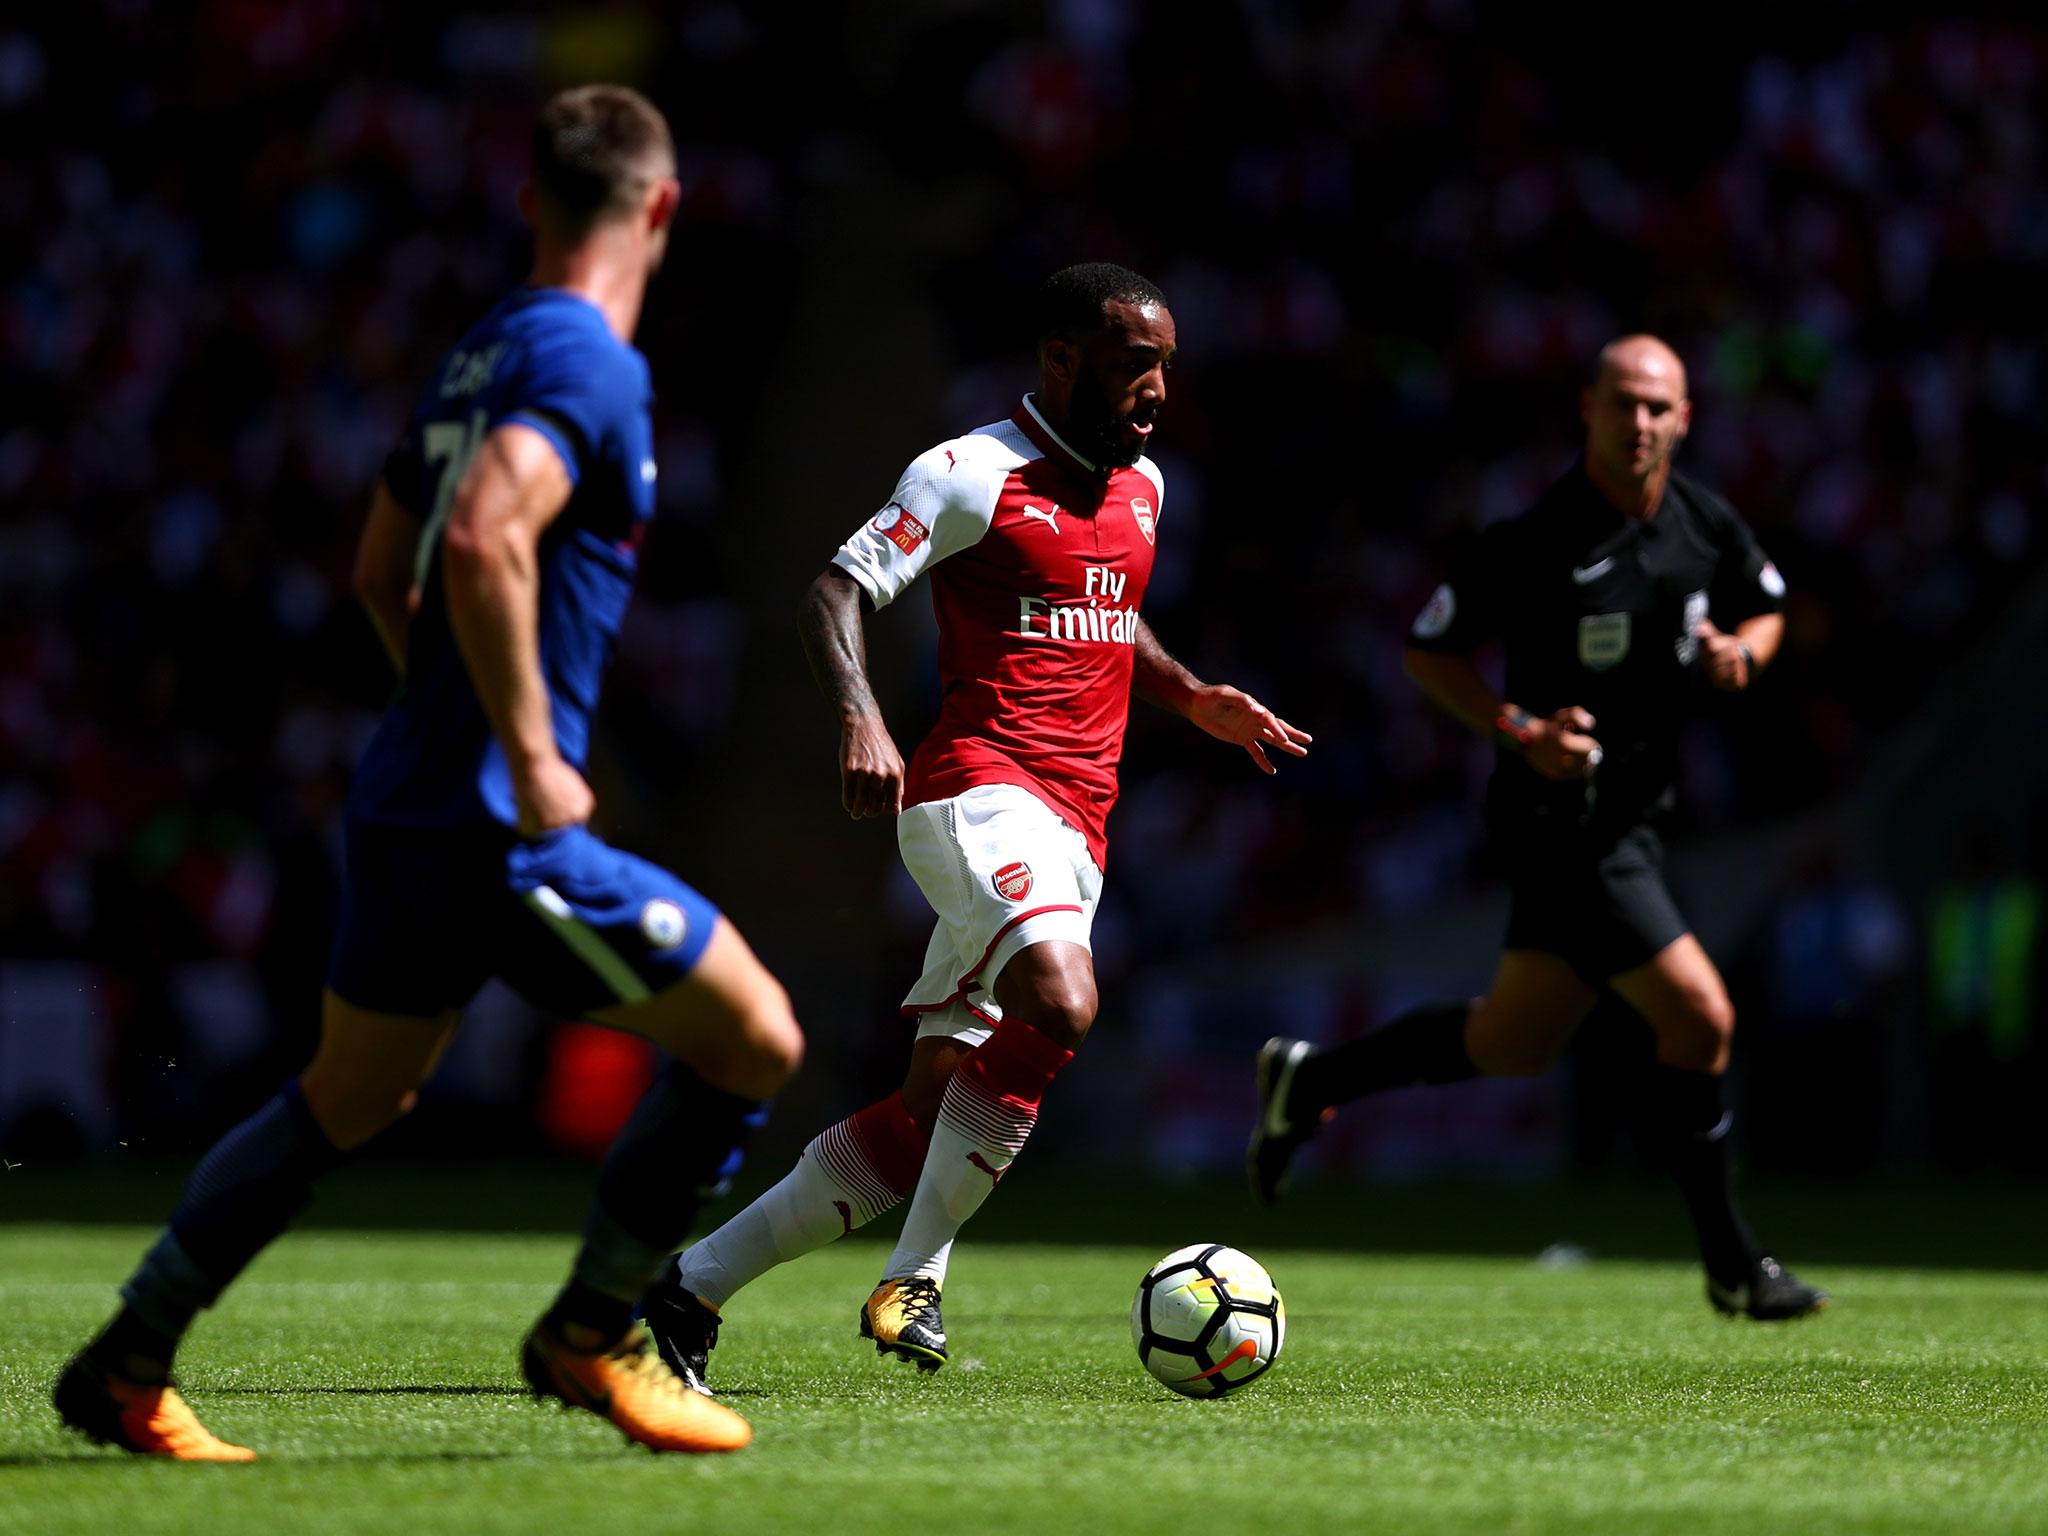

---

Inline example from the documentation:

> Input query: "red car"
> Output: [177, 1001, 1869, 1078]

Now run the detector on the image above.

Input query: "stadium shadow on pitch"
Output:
[8, 1156, 2046, 1273]
[203, 1385, 528, 1398]
[0, 1448, 584, 1467]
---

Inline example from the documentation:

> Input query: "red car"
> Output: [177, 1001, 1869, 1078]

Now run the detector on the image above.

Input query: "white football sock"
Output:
[882, 1077, 1034, 1285]
[677, 1116, 909, 1306]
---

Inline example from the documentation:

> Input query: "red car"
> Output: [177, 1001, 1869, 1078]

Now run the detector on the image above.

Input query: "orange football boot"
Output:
[53, 1353, 256, 1462]
[520, 1322, 752, 1453]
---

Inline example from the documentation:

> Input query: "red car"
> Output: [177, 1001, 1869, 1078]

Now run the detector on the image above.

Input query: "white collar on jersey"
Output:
[1020, 393, 1098, 473]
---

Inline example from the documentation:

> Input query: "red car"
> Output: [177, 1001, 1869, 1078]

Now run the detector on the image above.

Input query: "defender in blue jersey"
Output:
[57, 86, 803, 1461]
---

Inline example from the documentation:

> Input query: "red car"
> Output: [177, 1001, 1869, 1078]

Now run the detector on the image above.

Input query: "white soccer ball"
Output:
[1130, 1243, 1285, 1398]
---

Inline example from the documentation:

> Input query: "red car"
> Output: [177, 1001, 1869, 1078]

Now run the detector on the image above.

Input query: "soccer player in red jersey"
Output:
[646, 264, 1311, 1383]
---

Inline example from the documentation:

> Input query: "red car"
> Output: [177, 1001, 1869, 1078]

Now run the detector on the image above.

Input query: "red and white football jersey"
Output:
[833, 395, 1163, 869]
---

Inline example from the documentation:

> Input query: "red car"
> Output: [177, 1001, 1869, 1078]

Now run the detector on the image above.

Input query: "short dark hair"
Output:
[531, 85, 675, 235]
[1034, 263, 1168, 346]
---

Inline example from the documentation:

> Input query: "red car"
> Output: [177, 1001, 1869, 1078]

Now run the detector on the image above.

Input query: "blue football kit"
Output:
[330, 287, 718, 1017]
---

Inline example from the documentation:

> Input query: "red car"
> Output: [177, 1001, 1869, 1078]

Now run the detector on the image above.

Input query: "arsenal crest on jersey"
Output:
[992, 861, 1034, 902]
[1130, 496, 1156, 546]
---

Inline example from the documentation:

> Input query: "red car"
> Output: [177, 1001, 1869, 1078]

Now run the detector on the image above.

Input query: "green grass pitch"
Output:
[4, 1177, 2047, 1536]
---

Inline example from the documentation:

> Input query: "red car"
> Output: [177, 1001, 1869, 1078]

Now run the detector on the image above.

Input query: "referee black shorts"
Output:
[1492, 818, 1688, 985]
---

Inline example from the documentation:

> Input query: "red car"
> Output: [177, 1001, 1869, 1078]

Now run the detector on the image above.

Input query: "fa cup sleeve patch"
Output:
[874, 503, 930, 555]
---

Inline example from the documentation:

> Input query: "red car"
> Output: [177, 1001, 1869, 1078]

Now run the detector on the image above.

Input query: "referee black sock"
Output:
[544, 1062, 766, 1348]
[1291, 1002, 1477, 1116]
[1646, 1064, 1757, 1287]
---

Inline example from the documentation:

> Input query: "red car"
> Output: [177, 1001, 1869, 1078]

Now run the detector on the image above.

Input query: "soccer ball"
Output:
[1130, 1243, 1285, 1398]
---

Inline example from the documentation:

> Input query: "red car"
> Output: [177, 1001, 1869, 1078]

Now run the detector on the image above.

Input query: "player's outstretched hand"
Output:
[841, 713, 905, 818]
[1188, 685, 1313, 775]
[1522, 707, 1601, 781]
[515, 754, 595, 837]
[1693, 619, 1751, 692]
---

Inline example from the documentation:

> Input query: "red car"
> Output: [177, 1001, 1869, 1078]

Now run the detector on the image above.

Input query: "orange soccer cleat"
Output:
[53, 1352, 256, 1462]
[520, 1321, 752, 1454]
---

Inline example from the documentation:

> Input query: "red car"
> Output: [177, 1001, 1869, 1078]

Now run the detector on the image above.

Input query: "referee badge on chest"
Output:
[1578, 611, 1631, 671]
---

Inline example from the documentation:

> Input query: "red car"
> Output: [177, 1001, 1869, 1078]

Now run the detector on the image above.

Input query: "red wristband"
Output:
[1495, 707, 1538, 750]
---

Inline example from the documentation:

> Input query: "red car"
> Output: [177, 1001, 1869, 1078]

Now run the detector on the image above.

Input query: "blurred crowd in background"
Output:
[2, 2, 2042, 1180]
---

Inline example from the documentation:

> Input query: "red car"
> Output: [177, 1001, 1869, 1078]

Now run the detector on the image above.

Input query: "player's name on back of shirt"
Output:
[440, 342, 507, 400]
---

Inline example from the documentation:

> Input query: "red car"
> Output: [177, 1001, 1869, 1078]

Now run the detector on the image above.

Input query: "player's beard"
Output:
[1070, 371, 1148, 468]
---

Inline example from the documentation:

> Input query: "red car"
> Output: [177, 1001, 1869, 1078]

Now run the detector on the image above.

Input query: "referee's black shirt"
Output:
[1407, 462, 1784, 837]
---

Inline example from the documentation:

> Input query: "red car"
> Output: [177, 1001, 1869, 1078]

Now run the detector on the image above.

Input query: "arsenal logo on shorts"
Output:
[873, 502, 930, 555]
[992, 861, 1034, 902]
[1130, 496, 1156, 546]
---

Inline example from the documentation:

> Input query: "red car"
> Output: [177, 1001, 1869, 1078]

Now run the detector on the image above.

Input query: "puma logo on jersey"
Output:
[1020, 503, 1062, 534]
[1571, 556, 1617, 584]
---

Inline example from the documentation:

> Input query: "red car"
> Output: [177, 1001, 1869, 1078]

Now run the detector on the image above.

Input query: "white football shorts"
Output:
[897, 782, 1103, 1047]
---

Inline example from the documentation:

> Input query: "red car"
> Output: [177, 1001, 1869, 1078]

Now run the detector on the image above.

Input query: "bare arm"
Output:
[1402, 647, 1600, 781]
[798, 565, 904, 818]
[353, 481, 423, 673]
[1134, 616, 1311, 775]
[441, 423, 589, 837]
[1695, 611, 1785, 692]
[1131, 616, 1200, 714]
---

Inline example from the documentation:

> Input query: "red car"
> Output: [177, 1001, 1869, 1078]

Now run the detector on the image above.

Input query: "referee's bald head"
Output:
[1591, 334, 1688, 400]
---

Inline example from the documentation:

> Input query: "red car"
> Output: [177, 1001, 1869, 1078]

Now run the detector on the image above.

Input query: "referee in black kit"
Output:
[1250, 335, 1826, 1321]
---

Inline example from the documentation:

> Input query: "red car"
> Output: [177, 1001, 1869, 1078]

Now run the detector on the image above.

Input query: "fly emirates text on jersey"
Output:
[1016, 567, 1137, 643]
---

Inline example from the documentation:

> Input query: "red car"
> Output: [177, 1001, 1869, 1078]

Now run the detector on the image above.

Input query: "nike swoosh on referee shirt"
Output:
[1571, 557, 1616, 584]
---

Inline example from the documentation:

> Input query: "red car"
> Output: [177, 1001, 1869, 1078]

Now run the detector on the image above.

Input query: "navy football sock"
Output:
[1292, 1001, 1477, 1114]
[547, 1063, 766, 1345]
[111, 1080, 344, 1369]
[1646, 1064, 1757, 1286]
[85, 1301, 183, 1384]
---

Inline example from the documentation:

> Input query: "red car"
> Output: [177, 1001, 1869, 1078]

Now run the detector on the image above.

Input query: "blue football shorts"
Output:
[327, 818, 722, 1019]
